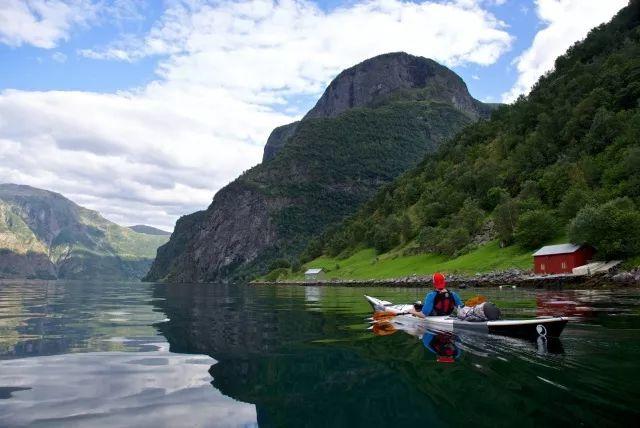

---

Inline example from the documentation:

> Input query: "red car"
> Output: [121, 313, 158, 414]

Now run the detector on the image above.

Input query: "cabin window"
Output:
[540, 263, 545, 271]
[561, 261, 567, 269]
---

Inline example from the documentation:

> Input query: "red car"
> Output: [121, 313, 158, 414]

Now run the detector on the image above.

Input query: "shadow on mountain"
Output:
[0, 250, 56, 279]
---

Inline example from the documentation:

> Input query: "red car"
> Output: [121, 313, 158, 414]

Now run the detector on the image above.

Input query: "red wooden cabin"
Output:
[533, 244, 595, 275]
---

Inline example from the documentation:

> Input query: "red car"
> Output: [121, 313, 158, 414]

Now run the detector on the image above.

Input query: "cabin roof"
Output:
[533, 243, 582, 256]
[305, 268, 324, 274]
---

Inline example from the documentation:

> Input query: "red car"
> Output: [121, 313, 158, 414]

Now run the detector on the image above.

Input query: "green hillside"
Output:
[0, 184, 169, 280]
[288, 2, 640, 278]
[277, 242, 530, 281]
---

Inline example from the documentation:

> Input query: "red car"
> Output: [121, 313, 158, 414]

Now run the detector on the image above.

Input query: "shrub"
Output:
[493, 199, 519, 245]
[326, 232, 349, 257]
[558, 187, 593, 220]
[514, 210, 558, 249]
[265, 267, 289, 282]
[417, 226, 469, 256]
[453, 198, 485, 236]
[372, 223, 400, 254]
[300, 239, 323, 263]
[484, 187, 510, 211]
[569, 198, 640, 259]
[267, 258, 291, 271]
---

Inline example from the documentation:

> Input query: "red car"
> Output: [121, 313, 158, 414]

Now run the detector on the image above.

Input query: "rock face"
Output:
[0, 183, 169, 280]
[145, 52, 495, 283]
[304, 52, 489, 120]
[262, 122, 299, 162]
[148, 182, 280, 282]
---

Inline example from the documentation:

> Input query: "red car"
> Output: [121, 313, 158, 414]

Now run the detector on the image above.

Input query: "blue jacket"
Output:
[421, 290, 463, 316]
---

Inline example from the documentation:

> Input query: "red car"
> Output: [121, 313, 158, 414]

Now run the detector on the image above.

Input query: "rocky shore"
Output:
[253, 268, 640, 288]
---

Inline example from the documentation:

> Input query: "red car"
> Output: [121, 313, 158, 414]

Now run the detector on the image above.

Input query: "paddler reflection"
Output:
[371, 321, 461, 363]
[422, 331, 461, 363]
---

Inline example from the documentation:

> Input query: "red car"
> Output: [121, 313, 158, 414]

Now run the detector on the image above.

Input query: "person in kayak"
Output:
[409, 272, 463, 318]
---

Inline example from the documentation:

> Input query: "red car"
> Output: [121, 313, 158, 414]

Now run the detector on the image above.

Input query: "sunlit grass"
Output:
[286, 241, 533, 280]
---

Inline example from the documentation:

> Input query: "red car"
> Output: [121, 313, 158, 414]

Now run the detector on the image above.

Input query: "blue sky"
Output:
[0, 0, 628, 229]
[0, 0, 538, 102]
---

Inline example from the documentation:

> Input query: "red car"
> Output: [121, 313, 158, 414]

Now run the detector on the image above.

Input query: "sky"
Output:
[0, 0, 629, 231]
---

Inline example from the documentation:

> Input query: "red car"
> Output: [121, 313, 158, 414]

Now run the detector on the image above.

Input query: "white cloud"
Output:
[0, 0, 98, 48]
[1, 0, 514, 230]
[0, 86, 290, 229]
[502, 0, 627, 102]
[51, 51, 67, 62]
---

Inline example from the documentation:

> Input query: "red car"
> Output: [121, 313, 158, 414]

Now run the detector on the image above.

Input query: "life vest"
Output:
[431, 291, 456, 316]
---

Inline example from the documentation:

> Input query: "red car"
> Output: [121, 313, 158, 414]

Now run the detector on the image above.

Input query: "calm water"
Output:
[0, 281, 639, 427]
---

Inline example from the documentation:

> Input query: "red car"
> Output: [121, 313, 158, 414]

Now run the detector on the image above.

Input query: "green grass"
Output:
[622, 256, 640, 269]
[285, 240, 533, 280]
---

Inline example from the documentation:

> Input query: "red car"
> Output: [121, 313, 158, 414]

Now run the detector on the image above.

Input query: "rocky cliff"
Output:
[262, 122, 299, 162]
[262, 52, 491, 162]
[146, 52, 495, 283]
[0, 184, 169, 280]
[304, 52, 489, 120]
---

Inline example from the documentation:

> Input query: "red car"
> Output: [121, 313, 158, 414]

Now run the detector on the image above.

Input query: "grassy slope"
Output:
[283, 240, 533, 280]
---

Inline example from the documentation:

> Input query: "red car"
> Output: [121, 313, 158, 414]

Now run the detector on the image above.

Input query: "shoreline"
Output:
[253, 268, 640, 289]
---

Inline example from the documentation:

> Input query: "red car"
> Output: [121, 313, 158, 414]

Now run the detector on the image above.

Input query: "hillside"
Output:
[145, 52, 495, 283]
[0, 184, 169, 280]
[295, 1, 640, 278]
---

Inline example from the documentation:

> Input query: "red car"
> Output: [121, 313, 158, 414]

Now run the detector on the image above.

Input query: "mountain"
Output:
[0, 184, 170, 280]
[310, 1, 640, 266]
[145, 52, 495, 283]
[129, 225, 171, 236]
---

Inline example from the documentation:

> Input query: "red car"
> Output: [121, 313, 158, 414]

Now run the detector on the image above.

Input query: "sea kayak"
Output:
[365, 295, 568, 339]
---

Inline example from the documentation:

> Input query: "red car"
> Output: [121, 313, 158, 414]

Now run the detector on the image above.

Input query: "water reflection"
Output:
[0, 281, 258, 427]
[0, 348, 257, 427]
[369, 315, 564, 364]
[0, 281, 639, 427]
[153, 284, 640, 427]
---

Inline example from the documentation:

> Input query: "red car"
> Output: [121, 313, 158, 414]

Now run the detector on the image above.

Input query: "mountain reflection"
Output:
[153, 284, 443, 427]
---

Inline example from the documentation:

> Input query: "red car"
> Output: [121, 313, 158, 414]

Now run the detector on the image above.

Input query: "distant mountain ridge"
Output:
[146, 52, 496, 283]
[0, 184, 169, 280]
[129, 225, 171, 236]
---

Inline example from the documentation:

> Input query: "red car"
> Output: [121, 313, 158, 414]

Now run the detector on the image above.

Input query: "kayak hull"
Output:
[365, 295, 568, 339]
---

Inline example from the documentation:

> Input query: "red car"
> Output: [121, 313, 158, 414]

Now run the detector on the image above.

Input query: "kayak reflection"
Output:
[370, 318, 462, 362]
[370, 314, 564, 361]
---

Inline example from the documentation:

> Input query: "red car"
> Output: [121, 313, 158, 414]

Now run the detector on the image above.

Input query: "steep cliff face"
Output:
[262, 122, 299, 162]
[304, 52, 489, 120]
[146, 52, 494, 283]
[147, 181, 281, 282]
[0, 184, 169, 280]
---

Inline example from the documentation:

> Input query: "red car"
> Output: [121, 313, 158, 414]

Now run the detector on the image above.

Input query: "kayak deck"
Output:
[365, 295, 568, 339]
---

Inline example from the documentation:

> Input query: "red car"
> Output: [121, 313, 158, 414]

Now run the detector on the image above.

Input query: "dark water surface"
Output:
[0, 281, 639, 427]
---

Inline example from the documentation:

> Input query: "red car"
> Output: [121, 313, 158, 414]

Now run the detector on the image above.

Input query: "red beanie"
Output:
[432, 272, 446, 290]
